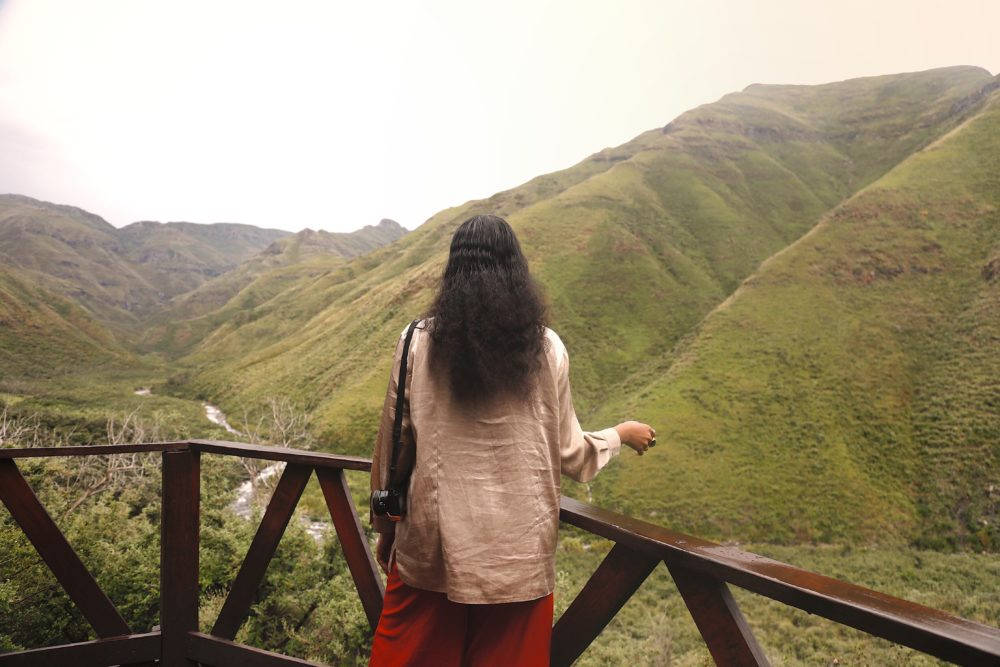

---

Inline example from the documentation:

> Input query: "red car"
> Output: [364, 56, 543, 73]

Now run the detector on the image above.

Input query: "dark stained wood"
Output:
[550, 543, 660, 667]
[190, 439, 372, 471]
[211, 464, 312, 640]
[0, 459, 131, 638]
[4, 444, 1000, 665]
[186, 632, 327, 667]
[160, 450, 200, 667]
[560, 496, 1000, 664]
[0, 442, 187, 459]
[668, 564, 769, 666]
[316, 467, 385, 629]
[0, 632, 161, 667]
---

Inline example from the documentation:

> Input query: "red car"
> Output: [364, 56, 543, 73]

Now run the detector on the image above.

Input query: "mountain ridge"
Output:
[172, 67, 994, 445]
[1, 66, 996, 550]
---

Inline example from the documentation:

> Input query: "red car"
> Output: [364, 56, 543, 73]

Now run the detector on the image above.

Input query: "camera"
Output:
[370, 488, 406, 521]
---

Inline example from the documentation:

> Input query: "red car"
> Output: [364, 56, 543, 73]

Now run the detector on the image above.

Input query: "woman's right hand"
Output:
[376, 532, 394, 574]
[615, 421, 656, 455]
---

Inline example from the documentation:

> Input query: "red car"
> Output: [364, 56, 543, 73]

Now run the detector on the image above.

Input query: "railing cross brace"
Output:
[668, 563, 770, 666]
[550, 542, 660, 666]
[0, 458, 131, 639]
[211, 463, 313, 640]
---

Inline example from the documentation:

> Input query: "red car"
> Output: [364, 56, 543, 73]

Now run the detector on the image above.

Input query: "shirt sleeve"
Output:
[556, 344, 622, 483]
[369, 325, 416, 533]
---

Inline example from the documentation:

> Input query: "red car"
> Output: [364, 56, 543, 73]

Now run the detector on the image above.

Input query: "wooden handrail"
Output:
[0, 440, 370, 470]
[1, 441, 998, 666]
[559, 496, 1000, 665]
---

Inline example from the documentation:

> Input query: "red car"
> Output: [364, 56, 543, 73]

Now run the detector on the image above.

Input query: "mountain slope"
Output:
[0, 267, 137, 380]
[0, 195, 291, 328]
[0, 194, 161, 329]
[258, 219, 407, 260]
[173, 65, 997, 498]
[589, 83, 1000, 548]
[0, 195, 406, 381]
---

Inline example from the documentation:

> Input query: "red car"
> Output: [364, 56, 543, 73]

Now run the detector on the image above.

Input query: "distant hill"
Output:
[140, 219, 408, 353]
[0, 194, 163, 329]
[260, 219, 407, 260]
[0, 194, 407, 371]
[116, 219, 291, 298]
[0, 195, 292, 325]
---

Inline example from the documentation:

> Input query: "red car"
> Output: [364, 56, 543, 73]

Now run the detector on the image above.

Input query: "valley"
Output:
[1, 65, 998, 662]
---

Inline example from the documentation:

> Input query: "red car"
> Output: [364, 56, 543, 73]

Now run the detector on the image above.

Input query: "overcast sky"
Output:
[0, 0, 996, 233]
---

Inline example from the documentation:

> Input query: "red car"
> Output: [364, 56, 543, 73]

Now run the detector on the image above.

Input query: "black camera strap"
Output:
[387, 319, 419, 490]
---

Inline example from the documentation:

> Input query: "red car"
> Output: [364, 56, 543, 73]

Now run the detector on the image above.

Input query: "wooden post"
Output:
[160, 449, 200, 666]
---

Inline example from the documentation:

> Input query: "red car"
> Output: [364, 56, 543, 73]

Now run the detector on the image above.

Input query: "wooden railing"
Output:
[1, 440, 998, 666]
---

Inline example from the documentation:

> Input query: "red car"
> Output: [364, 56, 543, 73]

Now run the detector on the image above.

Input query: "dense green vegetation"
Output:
[1, 66, 998, 662]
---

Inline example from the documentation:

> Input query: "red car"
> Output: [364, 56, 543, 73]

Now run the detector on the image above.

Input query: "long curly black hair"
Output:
[425, 214, 547, 404]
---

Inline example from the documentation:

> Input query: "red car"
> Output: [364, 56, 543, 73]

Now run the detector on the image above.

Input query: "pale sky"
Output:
[0, 0, 996, 233]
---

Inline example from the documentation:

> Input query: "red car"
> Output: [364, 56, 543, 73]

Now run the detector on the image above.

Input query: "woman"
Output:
[369, 214, 655, 666]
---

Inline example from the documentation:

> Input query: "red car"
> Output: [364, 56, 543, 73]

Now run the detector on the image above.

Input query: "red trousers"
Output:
[369, 561, 554, 666]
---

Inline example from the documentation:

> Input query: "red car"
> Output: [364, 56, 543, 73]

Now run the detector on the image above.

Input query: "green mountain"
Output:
[590, 84, 1000, 549]
[0, 267, 137, 380]
[0, 195, 406, 385]
[0, 194, 291, 329]
[142, 219, 408, 354]
[165, 66, 998, 548]
[2, 67, 996, 552]
[116, 219, 292, 299]
[0, 194, 162, 330]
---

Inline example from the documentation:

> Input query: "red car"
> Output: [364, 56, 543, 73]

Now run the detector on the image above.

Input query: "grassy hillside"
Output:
[173, 68, 995, 504]
[0, 268, 135, 380]
[589, 84, 1000, 548]
[0, 195, 161, 330]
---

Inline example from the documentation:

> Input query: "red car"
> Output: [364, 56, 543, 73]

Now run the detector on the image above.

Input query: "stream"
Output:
[205, 403, 328, 541]
[203, 402, 242, 436]
[136, 387, 329, 541]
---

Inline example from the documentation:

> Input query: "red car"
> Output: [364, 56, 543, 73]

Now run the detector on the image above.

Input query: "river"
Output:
[136, 387, 327, 539]
[203, 401, 328, 541]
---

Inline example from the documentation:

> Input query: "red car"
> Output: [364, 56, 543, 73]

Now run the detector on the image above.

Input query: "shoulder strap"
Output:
[388, 319, 419, 489]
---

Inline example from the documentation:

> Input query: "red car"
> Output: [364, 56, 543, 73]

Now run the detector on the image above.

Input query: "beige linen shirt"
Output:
[370, 320, 621, 604]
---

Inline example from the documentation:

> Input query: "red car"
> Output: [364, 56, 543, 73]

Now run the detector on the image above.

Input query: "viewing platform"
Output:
[1, 440, 999, 666]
